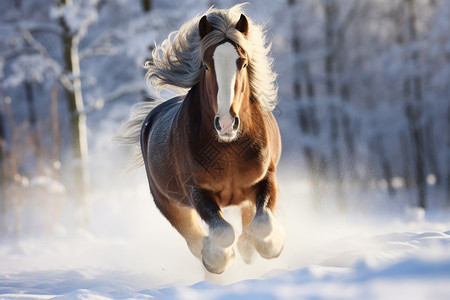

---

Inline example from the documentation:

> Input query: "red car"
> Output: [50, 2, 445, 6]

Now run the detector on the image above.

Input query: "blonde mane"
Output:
[145, 4, 278, 111]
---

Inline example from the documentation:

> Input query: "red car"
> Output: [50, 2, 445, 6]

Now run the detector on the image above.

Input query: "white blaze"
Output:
[213, 42, 239, 133]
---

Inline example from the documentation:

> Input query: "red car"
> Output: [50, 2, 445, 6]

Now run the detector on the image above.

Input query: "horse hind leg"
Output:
[237, 202, 257, 264]
[153, 193, 205, 259]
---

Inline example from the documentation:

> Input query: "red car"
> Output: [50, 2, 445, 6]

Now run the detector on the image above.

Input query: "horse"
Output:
[121, 5, 284, 274]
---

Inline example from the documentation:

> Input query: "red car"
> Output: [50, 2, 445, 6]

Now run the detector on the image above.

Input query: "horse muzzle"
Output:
[214, 115, 240, 142]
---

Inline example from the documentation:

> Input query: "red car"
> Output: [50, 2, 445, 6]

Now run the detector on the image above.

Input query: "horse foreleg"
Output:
[245, 174, 285, 260]
[190, 187, 235, 274]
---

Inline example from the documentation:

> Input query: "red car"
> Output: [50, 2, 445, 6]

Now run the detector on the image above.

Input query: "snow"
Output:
[1, 168, 450, 299]
[50, 0, 99, 39]
[3, 54, 61, 88]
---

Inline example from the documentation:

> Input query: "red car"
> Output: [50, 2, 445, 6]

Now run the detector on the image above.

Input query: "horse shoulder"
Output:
[144, 98, 192, 203]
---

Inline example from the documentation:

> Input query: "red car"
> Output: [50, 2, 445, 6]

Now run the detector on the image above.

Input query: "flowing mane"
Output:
[145, 4, 278, 111]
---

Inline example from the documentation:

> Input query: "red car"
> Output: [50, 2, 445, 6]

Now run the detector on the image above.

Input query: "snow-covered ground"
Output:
[1, 102, 449, 300]
[1, 164, 450, 299]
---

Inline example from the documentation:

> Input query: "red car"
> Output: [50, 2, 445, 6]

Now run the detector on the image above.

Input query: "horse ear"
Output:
[199, 15, 212, 39]
[236, 14, 249, 36]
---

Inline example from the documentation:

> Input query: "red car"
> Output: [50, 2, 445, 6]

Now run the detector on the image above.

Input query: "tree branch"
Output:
[27, 23, 63, 36]
[79, 44, 116, 60]
[83, 83, 147, 115]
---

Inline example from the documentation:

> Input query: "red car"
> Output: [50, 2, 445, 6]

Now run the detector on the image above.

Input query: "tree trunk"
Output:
[336, 25, 357, 183]
[24, 82, 37, 129]
[0, 106, 6, 231]
[141, 0, 152, 12]
[404, 0, 427, 209]
[372, 136, 395, 196]
[51, 84, 61, 169]
[323, 0, 345, 210]
[24, 81, 43, 169]
[2, 97, 22, 234]
[424, 119, 440, 186]
[400, 132, 414, 189]
[447, 105, 450, 206]
[59, 0, 90, 225]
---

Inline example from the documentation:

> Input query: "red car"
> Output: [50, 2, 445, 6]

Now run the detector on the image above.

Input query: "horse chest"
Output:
[193, 142, 269, 205]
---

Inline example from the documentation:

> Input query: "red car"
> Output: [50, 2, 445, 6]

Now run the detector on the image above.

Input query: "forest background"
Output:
[0, 0, 449, 236]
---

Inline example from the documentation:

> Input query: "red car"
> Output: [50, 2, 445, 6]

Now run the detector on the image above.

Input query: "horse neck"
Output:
[241, 97, 267, 139]
[182, 83, 215, 137]
[234, 81, 266, 140]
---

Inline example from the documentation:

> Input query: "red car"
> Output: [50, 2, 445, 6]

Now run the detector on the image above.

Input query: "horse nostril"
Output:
[233, 117, 240, 131]
[214, 116, 221, 131]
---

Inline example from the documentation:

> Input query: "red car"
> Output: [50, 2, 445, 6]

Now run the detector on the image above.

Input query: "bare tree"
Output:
[371, 135, 395, 196]
[289, 0, 323, 209]
[403, 0, 427, 208]
[58, 0, 91, 224]
[0, 103, 6, 231]
[141, 0, 152, 12]
[447, 105, 450, 206]
[322, 0, 345, 210]
[0, 97, 30, 235]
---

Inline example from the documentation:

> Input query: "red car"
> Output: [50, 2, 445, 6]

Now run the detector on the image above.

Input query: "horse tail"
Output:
[116, 101, 159, 170]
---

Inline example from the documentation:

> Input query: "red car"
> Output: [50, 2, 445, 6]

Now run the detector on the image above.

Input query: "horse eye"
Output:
[242, 63, 247, 69]
[203, 64, 209, 71]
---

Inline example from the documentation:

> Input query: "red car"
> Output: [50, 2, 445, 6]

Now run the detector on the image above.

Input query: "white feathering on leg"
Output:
[201, 236, 235, 274]
[249, 209, 285, 259]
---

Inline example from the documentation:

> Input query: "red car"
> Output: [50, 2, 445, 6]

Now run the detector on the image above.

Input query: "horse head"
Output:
[199, 14, 250, 142]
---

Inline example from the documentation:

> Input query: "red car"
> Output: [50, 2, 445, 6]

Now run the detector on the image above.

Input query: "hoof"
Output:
[253, 230, 285, 259]
[201, 236, 235, 274]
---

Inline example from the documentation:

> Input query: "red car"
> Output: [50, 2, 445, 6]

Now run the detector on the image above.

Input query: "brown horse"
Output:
[123, 5, 283, 274]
